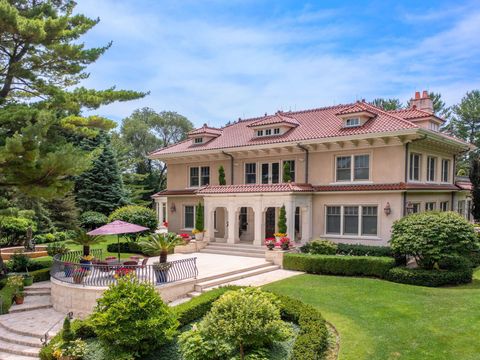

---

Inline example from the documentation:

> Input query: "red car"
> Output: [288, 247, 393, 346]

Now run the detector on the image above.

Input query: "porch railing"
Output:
[50, 252, 198, 287]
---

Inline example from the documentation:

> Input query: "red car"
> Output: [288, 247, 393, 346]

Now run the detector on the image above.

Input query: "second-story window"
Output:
[245, 163, 257, 184]
[336, 155, 370, 182]
[409, 153, 421, 181]
[194, 137, 203, 144]
[427, 156, 436, 182]
[190, 166, 210, 187]
[274, 128, 280, 134]
[265, 129, 272, 136]
[441, 159, 450, 182]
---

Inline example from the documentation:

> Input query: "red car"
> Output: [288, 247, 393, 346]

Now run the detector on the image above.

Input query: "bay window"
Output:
[326, 205, 378, 236]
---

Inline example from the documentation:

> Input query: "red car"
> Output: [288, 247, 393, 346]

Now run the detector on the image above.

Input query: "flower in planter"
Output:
[80, 254, 94, 262]
[163, 220, 169, 227]
[265, 238, 276, 250]
[7, 275, 24, 290]
[178, 233, 191, 244]
[192, 229, 205, 234]
[114, 267, 135, 279]
[273, 232, 287, 238]
[279, 237, 292, 250]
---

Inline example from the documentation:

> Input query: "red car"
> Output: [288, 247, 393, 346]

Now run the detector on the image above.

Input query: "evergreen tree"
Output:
[195, 202, 204, 232]
[218, 165, 226, 185]
[371, 98, 403, 111]
[470, 157, 480, 221]
[75, 133, 127, 215]
[277, 205, 287, 234]
[45, 193, 79, 230]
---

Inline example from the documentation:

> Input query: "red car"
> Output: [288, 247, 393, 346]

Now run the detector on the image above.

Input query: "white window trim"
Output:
[439, 201, 449, 211]
[324, 204, 379, 238]
[244, 159, 296, 185]
[425, 201, 436, 211]
[334, 153, 371, 183]
[182, 205, 196, 230]
[408, 152, 422, 182]
[426, 156, 437, 183]
[441, 159, 450, 183]
[344, 117, 361, 128]
[188, 165, 210, 188]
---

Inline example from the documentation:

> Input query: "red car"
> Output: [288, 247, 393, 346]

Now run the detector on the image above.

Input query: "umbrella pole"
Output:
[117, 234, 121, 262]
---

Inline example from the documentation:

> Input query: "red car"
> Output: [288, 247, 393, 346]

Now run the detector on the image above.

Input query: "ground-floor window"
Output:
[410, 202, 421, 214]
[425, 202, 436, 211]
[439, 201, 449, 212]
[326, 205, 378, 236]
[184, 205, 195, 229]
[457, 200, 465, 217]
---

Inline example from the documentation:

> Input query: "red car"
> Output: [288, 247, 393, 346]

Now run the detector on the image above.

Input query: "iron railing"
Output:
[50, 252, 198, 287]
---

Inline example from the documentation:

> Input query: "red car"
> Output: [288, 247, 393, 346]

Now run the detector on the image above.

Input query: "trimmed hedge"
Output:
[336, 243, 393, 257]
[384, 266, 473, 287]
[30, 268, 50, 282]
[284, 253, 396, 278]
[0, 283, 15, 314]
[106, 242, 145, 255]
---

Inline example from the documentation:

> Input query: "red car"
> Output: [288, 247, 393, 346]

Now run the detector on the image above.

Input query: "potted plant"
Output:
[193, 202, 205, 240]
[114, 267, 135, 279]
[152, 262, 172, 283]
[279, 236, 291, 251]
[23, 273, 33, 287]
[72, 268, 87, 284]
[7, 275, 24, 291]
[178, 233, 191, 244]
[273, 232, 286, 242]
[14, 288, 25, 305]
[265, 238, 276, 250]
[79, 254, 94, 270]
[67, 229, 104, 262]
[275, 205, 287, 242]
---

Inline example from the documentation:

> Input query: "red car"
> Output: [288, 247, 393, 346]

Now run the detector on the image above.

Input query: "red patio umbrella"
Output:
[87, 220, 149, 261]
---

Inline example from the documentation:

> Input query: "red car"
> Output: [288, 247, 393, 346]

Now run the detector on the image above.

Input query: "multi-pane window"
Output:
[354, 155, 369, 180]
[326, 205, 378, 236]
[283, 160, 295, 182]
[345, 118, 360, 127]
[245, 163, 257, 184]
[411, 203, 421, 214]
[326, 206, 341, 234]
[274, 128, 280, 134]
[427, 156, 436, 182]
[441, 159, 450, 182]
[336, 155, 370, 181]
[189, 166, 210, 187]
[184, 206, 195, 228]
[343, 206, 359, 235]
[467, 200, 472, 221]
[336, 156, 351, 181]
[257, 130, 263, 137]
[440, 201, 449, 211]
[409, 153, 421, 181]
[194, 137, 203, 144]
[261, 163, 280, 184]
[425, 202, 436, 211]
[457, 200, 466, 217]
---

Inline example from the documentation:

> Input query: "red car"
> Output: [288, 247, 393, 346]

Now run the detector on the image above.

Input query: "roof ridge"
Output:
[360, 102, 418, 128]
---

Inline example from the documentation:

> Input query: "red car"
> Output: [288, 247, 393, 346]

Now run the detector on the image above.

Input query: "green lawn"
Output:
[264, 268, 480, 360]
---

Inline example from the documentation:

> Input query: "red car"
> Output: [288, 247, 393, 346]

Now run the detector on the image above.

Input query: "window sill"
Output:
[330, 181, 373, 185]
[322, 234, 382, 241]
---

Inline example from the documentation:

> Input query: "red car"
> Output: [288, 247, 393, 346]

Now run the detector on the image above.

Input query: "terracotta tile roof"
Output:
[152, 189, 197, 197]
[197, 183, 315, 194]
[405, 183, 460, 191]
[247, 112, 300, 128]
[455, 181, 473, 191]
[150, 102, 419, 157]
[335, 103, 376, 117]
[188, 124, 223, 136]
[314, 183, 406, 191]
[388, 108, 444, 122]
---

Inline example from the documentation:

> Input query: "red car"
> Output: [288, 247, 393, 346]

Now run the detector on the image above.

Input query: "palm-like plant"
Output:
[139, 232, 183, 263]
[67, 229, 105, 257]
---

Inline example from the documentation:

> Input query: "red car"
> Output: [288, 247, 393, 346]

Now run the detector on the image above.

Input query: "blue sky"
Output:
[75, 0, 480, 128]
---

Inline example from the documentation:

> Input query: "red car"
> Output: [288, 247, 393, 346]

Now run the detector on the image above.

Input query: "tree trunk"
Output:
[160, 250, 167, 263]
[239, 342, 244, 360]
[83, 245, 90, 257]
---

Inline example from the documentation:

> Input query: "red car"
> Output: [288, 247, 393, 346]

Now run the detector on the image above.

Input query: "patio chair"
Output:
[123, 261, 138, 266]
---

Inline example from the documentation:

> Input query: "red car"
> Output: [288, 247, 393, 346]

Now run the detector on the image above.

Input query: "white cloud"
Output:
[75, 0, 480, 127]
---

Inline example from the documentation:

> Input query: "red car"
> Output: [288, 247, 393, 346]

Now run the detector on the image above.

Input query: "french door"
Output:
[261, 162, 280, 184]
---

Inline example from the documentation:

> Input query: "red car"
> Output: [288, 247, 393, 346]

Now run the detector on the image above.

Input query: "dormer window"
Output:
[257, 130, 264, 137]
[274, 128, 280, 134]
[345, 118, 361, 127]
[194, 137, 203, 144]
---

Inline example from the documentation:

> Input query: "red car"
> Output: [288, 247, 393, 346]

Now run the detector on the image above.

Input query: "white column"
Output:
[301, 206, 312, 243]
[227, 206, 239, 244]
[285, 199, 295, 241]
[253, 206, 264, 246]
[205, 209, 215, 242]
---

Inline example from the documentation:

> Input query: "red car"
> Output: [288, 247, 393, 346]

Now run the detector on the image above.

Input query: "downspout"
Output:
[222, 151, 234, 185]
[297, 143, 309, 183]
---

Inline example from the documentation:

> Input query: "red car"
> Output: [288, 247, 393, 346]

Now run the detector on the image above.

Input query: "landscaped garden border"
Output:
[40, 286, 331, 360]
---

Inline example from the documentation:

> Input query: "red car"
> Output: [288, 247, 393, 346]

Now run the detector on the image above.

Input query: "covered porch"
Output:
[200, 185, 313, 246]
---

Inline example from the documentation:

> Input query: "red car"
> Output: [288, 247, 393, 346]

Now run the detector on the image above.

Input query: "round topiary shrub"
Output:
[179, 288, 292, 360]
[390, 211, 479, 269]
[89, 277, 178, 358]
[79, 211, 108, 231]
[305, 239, 338, 255]
[108, 205, 158, 233]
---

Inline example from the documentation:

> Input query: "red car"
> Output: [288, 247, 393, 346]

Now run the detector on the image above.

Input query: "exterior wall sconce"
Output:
[384, 202, 391, 216]
[170, 203, 176, 213]
[405, 201, 414, 215]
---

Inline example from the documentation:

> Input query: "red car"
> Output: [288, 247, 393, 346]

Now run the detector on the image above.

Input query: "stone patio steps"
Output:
[0, 351, 40, 360]
[194, 264, 280, 292]
[197, 262, 274, 283]
[0, 326, 42, 348]
[200, 242, 265, 258]
[23, 289, 50, 296]
[0, 338, 39, 358]
[9, 295, 52, 314]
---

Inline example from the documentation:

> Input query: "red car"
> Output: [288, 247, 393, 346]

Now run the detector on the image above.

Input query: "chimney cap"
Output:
[415, 91, 421, 99]
[422, 90, 429, 98]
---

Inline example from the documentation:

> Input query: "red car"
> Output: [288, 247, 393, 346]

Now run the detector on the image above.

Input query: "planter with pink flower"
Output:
[265, 238, 276, 250]
[279, 236, 292, 251]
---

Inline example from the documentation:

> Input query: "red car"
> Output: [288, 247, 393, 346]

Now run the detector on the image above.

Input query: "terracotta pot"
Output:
[14, 296, 24, 305]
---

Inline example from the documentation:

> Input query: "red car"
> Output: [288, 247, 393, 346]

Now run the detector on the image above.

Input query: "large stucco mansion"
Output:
[149, 91, 473, 247]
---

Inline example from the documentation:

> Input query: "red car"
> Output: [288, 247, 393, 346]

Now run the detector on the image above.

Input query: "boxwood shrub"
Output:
[384, 266, 473, 287]
[0, 283, 15, 314]
[29, 268, 50, 282]
[284, 253, 396, 278]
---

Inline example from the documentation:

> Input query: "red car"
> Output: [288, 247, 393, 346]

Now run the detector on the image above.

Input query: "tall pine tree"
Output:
[75, 132, 127, 215]
[470, 157, 480, 221]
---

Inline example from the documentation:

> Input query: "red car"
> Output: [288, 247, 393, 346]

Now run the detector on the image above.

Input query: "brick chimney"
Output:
[410, 90, 433, 113]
